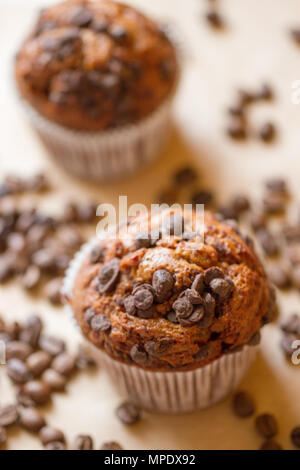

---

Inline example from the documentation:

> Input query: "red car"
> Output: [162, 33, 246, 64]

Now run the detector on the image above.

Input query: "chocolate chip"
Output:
[180, 305, 205, 326]
[144, 340, 170, 357]
[166, 311, 178, 323]
[291, 426, 300, 448]
[7, 358, 31, 384]
[248, 331, 261, 346]
[194, 344, 212, 360]
[152, 269, 174, 302]
[26, 351, 52, 377]
[100, 441, 123, 450]
[97, 258, 120, 293]
[90, 314, 111, 333]
[39, 335, 65, 356]
[255, 414, 278, 438]
[116, 402, 141, 425]
[73, 435, 93, 450]
[203, 267, 224, 285]
[51, 353, 76, 377]
[185, 288, 203, 305]
[259, 122, 276, 142]
[42, 369, 67, 392]
[260, 439, 283, 450]
[0, 427, 7, 447]
[0, 404, 19, 427]
[130, 344, 148, 366]
[22, 380, 51, 406]
[39, 426, 65, 445]
[202, 292, 216, 318]
[6, 341, 33, 361]
[210, 277, 234, 301]
[84, 307, 95, 325]
[133, 287, 154, 311]
[173, 297, 193, 319]
[19, 407, 46, 433]
[174, 166, 198, 186]
[232, 391, 255, 418]
[123, 295, 136, 315]
[191, 273, 205, 293]
[69, 6, 92, 27]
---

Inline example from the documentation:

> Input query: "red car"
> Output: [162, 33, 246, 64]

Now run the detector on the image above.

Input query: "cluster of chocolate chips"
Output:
[0, 173, 97, 304]
[226, 83, 276, 143]
[232, 390, 300, 450]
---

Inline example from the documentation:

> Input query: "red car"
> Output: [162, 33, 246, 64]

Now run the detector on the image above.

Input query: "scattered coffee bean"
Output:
[255, 413, 278, 438]
[268, 265, 291, 289]
[22, 380, 51, 406]
[51, 353, 76, 377]
[39, 335, 65, 356]
[116, 402, 141, 425]
[19, 407, 46, 433]
[6, 341, 32, 361]
[42, 369, 67, 392]
[27, 351, 52, 376]
[260, 439, 283, 450]
[44, 278, 62, 305]
[20, 316, 42, 349]
[291, 426, 300, 448]
[256, 228, 279, 256]
[232, 391, 255, 418]
[259, 122, 276, 143]
[227, 118, 247, 140]
[0, 404, 19, 427]
[205, 10, 223, 28]
[100, 441, 123, 450]
[39, 426, 65, 445]
[73, 434, 93, 450]
[7, 358, 31, 384]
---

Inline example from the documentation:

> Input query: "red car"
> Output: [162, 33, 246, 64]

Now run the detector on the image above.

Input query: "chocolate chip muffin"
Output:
[14, 0, 179, 181]
[67, 209, 275, 373]
[15, 0, 177, 130]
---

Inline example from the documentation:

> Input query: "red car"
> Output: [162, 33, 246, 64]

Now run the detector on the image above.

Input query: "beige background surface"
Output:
[0, 0, 300, 450]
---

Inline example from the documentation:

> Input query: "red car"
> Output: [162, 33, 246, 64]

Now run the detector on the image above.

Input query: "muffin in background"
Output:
[15, 0, 179, 181]
[63, 208, 276, 413]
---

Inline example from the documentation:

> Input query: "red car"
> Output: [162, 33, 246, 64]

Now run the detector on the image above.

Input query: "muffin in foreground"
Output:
[15, 0, 179, 181]
[63, 209, 276, 413]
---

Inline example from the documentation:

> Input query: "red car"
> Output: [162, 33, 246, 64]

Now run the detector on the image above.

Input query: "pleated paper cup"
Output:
[20, 97, 173, 182]
[63, 238, 258, 414]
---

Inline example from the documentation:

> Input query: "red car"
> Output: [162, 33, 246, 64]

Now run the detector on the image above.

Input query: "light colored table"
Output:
[0, 0, 300, 450]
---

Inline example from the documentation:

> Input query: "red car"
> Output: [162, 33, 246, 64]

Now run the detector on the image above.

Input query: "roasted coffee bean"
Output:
[256, 83, 273, 101]
[203, 267, 224, 285]
[260, 439, 282, 450]
[73, 434, 93, 450]
[116, 402, 141, 425]
[42, 369, 67, 392]
[133, 287, 154, 311]
[0, 426, 7, 447]
[27, 351, 52, 376]
[130, 344, 148, 366]
[174, 166, 198, 186]
[22, 380, 51, 406]
[100, 441, 123, 450]
[19, 315, 42, 348]
[6, 341, 32, 361]
[152, 269, 174, 302]
[268, 265, 291, 289]
[19, 407, 46, 433]
[291, 28, 300, 44]
[248, 331, 261, 346]
[265, 178, 287, 194]
[7, 358, 31, 384]
[205, 10, 223, 28]
[210, 277, 234, 301]
[39, 426, 65, 445]
[263, 192, 285, 214]
[90, 245, 105, 264]
[291, 426, 300, 448]
[232, 391, 255, 418]
[39, 335, 65, 356]
[44, 278, 62, 305]
[185, 288, 203, 305]
[90, 314, 111, 333]
[97, 258, 120, 293]
[191, 273, 205, 293]
[0, 404, 19, 427]
[280, 313, 300, 335]
[173, 297, 193, 319]
[45, 441, 66, 450]
[256, 228, 279, 256]
[250, 212, 266, 232]
[16, 389, 36, 407]
[259, 122, 276, 142]
[22, 266, 41, 290]
[227, 118, 247, 140]
[280, 332, 298, 356]
[255, 413, 278, 438]
[75, 345, 95, 369]
[191, 190, 214, 206]
[124, 295, 136, 315]
[51, 353, 76, 377]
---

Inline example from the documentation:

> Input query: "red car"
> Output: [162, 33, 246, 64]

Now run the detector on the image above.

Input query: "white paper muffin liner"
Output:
[63, 237, 258, 414]
[21, 97, 173, 182]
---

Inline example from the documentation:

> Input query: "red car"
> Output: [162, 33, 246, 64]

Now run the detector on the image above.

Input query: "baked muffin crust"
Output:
[15, 0, 178, 131]
[69, 209, 275, 371]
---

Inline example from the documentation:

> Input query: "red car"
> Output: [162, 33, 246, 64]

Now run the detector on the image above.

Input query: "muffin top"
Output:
[15, 0, 178, 131]
[68, 209, 275, 372]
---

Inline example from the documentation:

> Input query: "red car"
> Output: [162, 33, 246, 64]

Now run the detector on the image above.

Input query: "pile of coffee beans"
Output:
[232, 390, 300, 449]
[0, 312, 129, 450]
[225, 84, 276, 143]
[0, 173, 97, 305]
